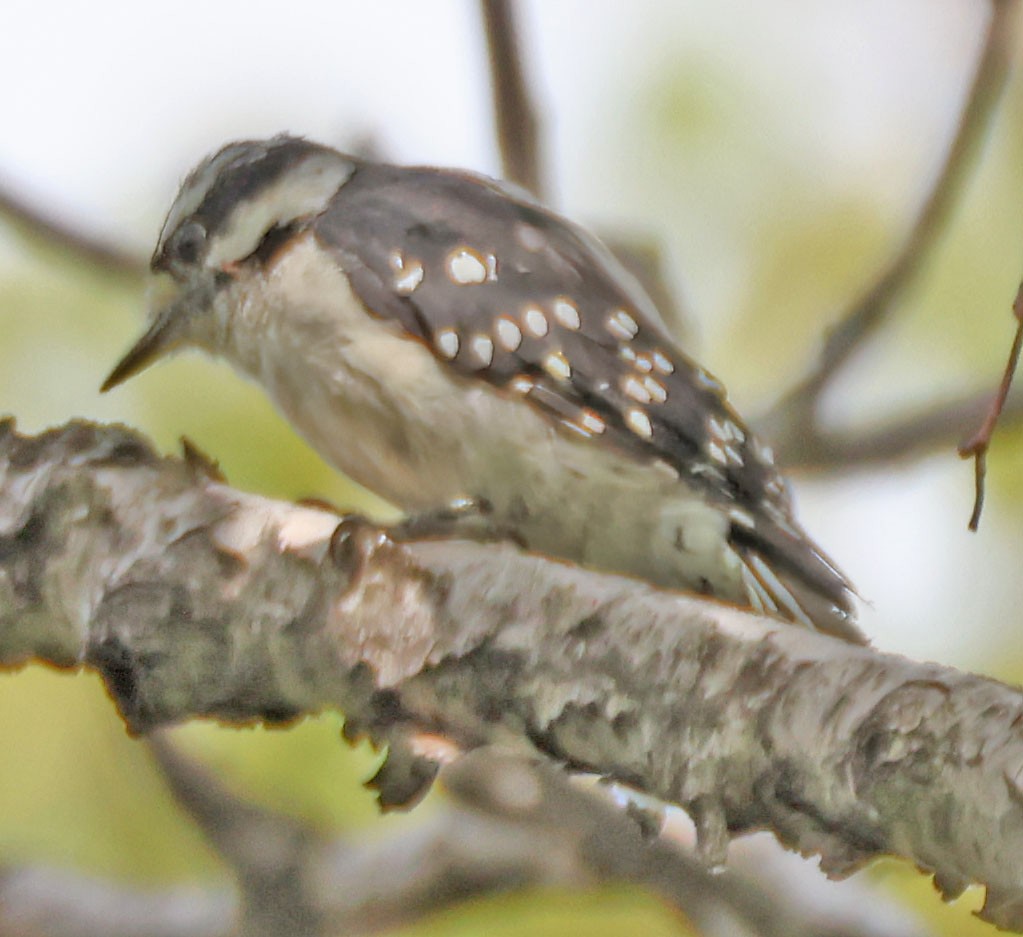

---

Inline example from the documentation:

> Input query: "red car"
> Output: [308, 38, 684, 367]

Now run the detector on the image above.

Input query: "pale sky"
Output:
[0, 0, 984, 244]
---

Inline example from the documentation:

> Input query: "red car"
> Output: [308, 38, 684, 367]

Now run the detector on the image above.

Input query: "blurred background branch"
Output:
[3, 745, 920, 937]
[0, 180, 145, 277]
[480, 0, 545, 199]
[759, 0, 1019, 450]
[146, 734, 321, 937]
[777, 384, 1023, 472]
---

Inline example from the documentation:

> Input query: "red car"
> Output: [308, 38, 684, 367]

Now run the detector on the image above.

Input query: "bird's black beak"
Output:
[100, 305, 179, 392]
[101, 276, 198, 392]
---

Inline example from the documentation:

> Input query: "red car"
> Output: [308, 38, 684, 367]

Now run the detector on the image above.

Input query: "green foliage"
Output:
[171, 716, 383, 831]
[393, 885, 693, 937]
[0, 668, 222, 882]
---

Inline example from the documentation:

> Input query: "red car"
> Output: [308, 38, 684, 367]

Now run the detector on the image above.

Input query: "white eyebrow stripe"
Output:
[206, 153, 355, 268]
[157, 144, 257, 253]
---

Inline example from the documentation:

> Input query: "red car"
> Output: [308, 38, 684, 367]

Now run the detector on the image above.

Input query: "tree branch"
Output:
[958, 280, 1023, 529]
[0, 180, 146, 278]
[145, 733, 320, 937]
[0, 864, 232, 937]
[2, 419, 1023, 928]
[760, 0, 1019, 446]
[3, 744, 923, 937]
[773, 386, 1023, 472]
[479, 0, 545, 198]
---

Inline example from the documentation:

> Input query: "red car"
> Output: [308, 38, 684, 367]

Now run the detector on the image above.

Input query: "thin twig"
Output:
[772, 386, 1023, 472]
[958, 280, 1023, 529]
[479, 0, 545, 198]
[0, 181, 145, 278]
[761, 0, 1018, 439]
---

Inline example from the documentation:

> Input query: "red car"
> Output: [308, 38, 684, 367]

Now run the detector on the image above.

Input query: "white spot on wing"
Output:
[607, 308, 639, 341]
[447, 247, 488, 285]
[725, 421, 745, 443]
[692, 462, 726, 482]
[553, 297, 581, 330]
[515, 223, 546, 252]
[695, 369, 724, 394]
[707, 415, 741, 454]
[496, 316, 522, 351]
[523, 306, 549, 337]
[485, 253, 498, 281]
[707, 441, 727, 464]
[580, 409, 606, 434]
[509, 375, 534, 394]
[435, 328, 460, 359]
[643, 376, 667, 403]
[393, 258, 424, 294]
[471, 334, 494, 367]
[622, 375, 652, 404]
[652, 350, 674, 374]
[753, 439, 775, 465]
[625, 407, 653, 439]
[544, 351, 571, 381]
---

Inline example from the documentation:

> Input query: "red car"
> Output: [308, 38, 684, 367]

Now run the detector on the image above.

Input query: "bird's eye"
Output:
[170, 221, 207, 265]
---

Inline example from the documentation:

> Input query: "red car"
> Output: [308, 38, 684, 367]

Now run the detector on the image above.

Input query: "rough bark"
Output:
[2, 419, 1023, 929]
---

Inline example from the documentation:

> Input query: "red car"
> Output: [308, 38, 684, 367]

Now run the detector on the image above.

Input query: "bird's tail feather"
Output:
[732, 523, 864, 644]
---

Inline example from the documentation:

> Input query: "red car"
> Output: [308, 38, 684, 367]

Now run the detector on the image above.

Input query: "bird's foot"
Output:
[391, 496, 525, 547]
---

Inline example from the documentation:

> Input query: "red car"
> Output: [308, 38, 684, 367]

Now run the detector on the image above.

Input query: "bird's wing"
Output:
[310, 163, 861, 641]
